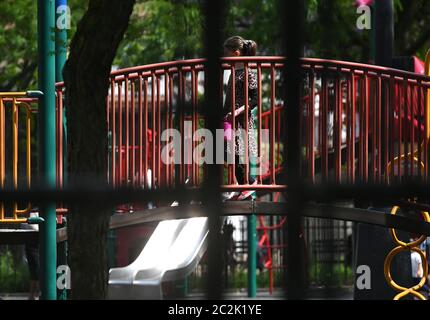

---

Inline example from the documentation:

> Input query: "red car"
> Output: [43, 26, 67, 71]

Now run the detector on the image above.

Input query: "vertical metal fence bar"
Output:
[418, 83, 422, 180]
[377, 77, 382, 183]
[384, 78, 390, 182]
[57, 92, 63, 188]
[131, 81, 136, 186]
[281, 0, 305, 299]
[321, 70, 328, 181]
[118, 82, 123, 185]
[0, 99, 4, 221]
[359, 76, 364, 181]
[271, 65, 276, 184]
[144, 78, 149, 188]
[138, 75, 143, 187]
[335, 71, 341, 183]
[111, 80, 116, 187]
[390, 77, 395, 183]
[426, 83, 429, 182]
[193, 70, 199, 186]
[169, 74, 174, 187]
[309, 69, 315, 183]
[178, 69, 184, 185]
[372, 77, 377, 182]
[203, 0, 225, 300]
[403, 79, 408, 180]
[397, 80, 402, 181]
[351, 73, 356, 183]
[257, 63, 263, 183]
[410, 84, 415, 178]
[125, 76, 130, 185]
[231, 64, 237, 185]
[105, 90, 109, 186]
[244, 64, 250, 185]
[151, 73, 156, 187]
[154, 76, 163, 187]
[13, 99, 18, 194]
[364, 72, 369, 183]
[165, 71, 170, 187]
[56, 90, 63, 187]
[191, 68, 196, 185]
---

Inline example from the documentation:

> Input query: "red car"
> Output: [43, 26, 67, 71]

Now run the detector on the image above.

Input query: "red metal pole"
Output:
[364, 72, 369, 183]
[157, 76, 161, 187]
[351, 74, 356, 183]
[231, 65, 237, 185]
[111, 80, 116, 186]
[270, 65, 276, 184]
[144, 78, 149, 188]
[131, 81, 136, 186]
[244, 64, 250, 184]
[377, 77, 382, 183]
[335, 71, 342, 183]
[138, 75, 143, 187]
[169, 74, 174, 187]
[165, 71, 170, 187]
[125, 76, 130, 185]
[309, 70, 315, 183]
[151, 73, 156, 187]
[118, 82, 123, 185]
[321, 71, 328, 181]
[403, 80, 408, 180]
[257, 64, 262, 184]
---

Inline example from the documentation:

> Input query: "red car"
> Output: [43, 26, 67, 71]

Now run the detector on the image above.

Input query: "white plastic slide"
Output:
[108, 216, 208, 299]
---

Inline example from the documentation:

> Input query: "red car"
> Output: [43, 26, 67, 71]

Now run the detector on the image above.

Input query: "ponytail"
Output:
[224, 36, 257, 56]
[243, 40, 257, 56]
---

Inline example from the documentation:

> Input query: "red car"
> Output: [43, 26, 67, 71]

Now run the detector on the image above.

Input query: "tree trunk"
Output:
[63, 0, 135, 299]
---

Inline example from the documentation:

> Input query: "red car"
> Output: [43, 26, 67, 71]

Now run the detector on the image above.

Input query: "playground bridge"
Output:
[1, 54, 430, 299]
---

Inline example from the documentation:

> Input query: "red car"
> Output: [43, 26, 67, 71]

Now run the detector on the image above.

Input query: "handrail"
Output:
[384, 50, 430, 183]
[0, 92, 38, 223]
[106, 57, 430, 82]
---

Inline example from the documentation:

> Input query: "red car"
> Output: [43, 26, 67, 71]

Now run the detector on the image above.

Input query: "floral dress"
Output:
[224, 67, 258, 183]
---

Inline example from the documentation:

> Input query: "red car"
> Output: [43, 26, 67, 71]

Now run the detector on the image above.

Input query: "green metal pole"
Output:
[38, 0, 57, 300]
[247, 213, 257, 297]
[55, 0, 68, 186]
[55, 0, 68, 301]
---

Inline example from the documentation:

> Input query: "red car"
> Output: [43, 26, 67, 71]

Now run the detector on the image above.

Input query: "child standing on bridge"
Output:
[222, 36, 258, 201]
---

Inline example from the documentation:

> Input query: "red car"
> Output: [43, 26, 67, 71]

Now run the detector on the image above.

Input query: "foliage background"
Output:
[0, 0, 429, 91]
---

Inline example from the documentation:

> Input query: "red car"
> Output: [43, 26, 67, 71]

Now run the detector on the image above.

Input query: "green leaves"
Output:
[0, 0, 429, 91]
[115, 0, 204, 65]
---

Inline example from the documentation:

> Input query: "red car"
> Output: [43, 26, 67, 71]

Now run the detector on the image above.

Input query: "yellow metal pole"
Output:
[0, 92, 27, 98]
[14, 102, 33, 217]
[12, 98, 18, 220]
[13, 98, 18, 189]
[0, 98, 4, 221]
[26, 104, 31, 187]
[0, 94, 36, 222]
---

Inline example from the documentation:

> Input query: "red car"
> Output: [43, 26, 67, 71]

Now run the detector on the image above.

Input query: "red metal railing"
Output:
[7, 57, 426, 197]
[100, 57, 430, 191]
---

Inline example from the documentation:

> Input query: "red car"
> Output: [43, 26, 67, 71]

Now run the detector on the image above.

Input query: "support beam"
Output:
[38, 0, 57, 300]
[55, 0, 68, 301]
[375, 0, 394, 67]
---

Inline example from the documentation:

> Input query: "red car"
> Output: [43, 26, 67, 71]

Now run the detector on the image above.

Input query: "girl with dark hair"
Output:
[223, 36, 258, 200]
